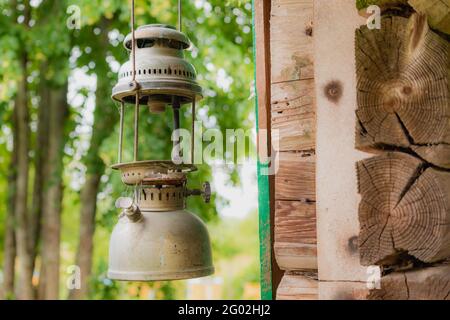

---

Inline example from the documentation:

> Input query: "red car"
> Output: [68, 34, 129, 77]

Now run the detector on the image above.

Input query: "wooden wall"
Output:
[256, 0, 450, 300]
[269, 0, 318, 299]
[313, 0, 370, 299]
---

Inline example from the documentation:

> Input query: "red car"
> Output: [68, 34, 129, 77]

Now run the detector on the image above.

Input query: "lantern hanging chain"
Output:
[178, 0, 182, 32]
[134, 91, 139, 161]
[130, 0, 140, 161]
[118, 101, 125, 163]
[191, 96, 195, 164]
[131, 0, 137, 85]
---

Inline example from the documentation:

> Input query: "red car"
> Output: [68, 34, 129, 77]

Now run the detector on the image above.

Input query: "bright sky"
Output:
[212, 162, 258, 218]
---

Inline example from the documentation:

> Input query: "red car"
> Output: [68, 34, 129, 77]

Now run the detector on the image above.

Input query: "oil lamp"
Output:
[107, 6, 214, 281]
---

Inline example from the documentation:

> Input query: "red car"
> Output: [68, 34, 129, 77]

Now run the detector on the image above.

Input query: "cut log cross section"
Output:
[357, 152, 450, 266]
[368, 264, 450, 300]
[355, 14, 450, 169]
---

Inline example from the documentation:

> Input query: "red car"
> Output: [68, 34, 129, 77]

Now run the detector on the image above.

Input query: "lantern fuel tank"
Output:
[109, 209, 213, 281]
[108, 162, 213, 281]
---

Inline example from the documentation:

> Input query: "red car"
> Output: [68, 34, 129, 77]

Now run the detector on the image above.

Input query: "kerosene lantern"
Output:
[107, 4, 214, 281]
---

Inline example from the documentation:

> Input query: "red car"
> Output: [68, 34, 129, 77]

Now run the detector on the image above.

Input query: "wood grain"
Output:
[275, 200, 317, 271]
[355, 14, 450, 169]
[255, 0, 284, 299]
[270, 0, 317, 278]
[276, 272, 318, 300]
[368, 264, 450, 300]
[319, 281, 369, 300]
[275, 152, 315, 202]
[271, 79, 316, 151]
[275, 200, 316, 245]
[357, 152, 450, 266]
[271, 0, 314, 83]
[313, 0, 369, 297]
[409, 0, 450, 35]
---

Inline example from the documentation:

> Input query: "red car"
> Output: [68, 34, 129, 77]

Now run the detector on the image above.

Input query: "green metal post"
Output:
[252, 0, 273, 300]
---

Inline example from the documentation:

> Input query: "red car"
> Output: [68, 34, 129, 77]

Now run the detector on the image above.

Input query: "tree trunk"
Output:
[69, 17, 117, 300]
[39, 85, 69, 299]
[2, 139, 17, 299]
[355, 14, 450, 169]
[68, 172, 102, 300]
[2, 214, 16, 300]
[14, 51, 34, 300]
[2, 99, 18, 299]
[357, 152, 450, 266]
[29, 69, 50, 269]
[10, 0, 34, 300]
[32, 81, 50, 300]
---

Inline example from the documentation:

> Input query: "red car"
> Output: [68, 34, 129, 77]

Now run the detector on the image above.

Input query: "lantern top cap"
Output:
[124, 24, 191, 50]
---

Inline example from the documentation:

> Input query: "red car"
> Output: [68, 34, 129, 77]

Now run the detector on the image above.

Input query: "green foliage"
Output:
[356, 0, 409, 10]
[0, 0, 257, 300]
[88, 259, 123, 300]
[208, 211, 260, 299]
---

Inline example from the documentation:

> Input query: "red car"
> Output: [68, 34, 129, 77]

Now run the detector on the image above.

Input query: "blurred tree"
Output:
[69, 15, 123, 299]
[0, 0, 255, 300]
[36, 0, 72, 299]
[11, 0, 33, 300]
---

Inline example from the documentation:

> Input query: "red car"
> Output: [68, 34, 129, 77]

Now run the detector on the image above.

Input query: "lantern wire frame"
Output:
[116, 0, 196, 166]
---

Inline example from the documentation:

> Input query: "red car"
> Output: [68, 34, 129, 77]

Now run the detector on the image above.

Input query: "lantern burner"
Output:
[112, 160, 196, 186]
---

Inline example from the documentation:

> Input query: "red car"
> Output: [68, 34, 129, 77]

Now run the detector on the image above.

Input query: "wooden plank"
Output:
[276, 272, 318, 300]
[270, 0, 314, 83]
[274, 242, 317, 270]
[319, 282, 369, 300]
[274, 200, 317, 269]
[313, 0, 370, 298]
[275, 200, 316, 245]
[275, 152, 315, 202]
[274, 201, 317, 270]
[271, 79, 315, 151]
[368, 264, 450, 300]
[254, 0, 283, 300]
[270, 0, 317, 278]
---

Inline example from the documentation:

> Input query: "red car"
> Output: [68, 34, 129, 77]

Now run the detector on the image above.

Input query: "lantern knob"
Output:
[186, 181, 211, 203]
[202, 182, 211, 204]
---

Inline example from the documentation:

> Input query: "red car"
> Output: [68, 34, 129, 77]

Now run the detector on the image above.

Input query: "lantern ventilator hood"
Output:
[112, 24, 202, 109]
[107, 23, 214, 281]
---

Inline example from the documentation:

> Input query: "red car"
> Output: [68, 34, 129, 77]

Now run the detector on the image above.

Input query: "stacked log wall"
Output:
[355, 9, 450, 300]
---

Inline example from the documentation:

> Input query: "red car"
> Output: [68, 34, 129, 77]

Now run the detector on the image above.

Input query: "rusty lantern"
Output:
[107, 23, 214, 281]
